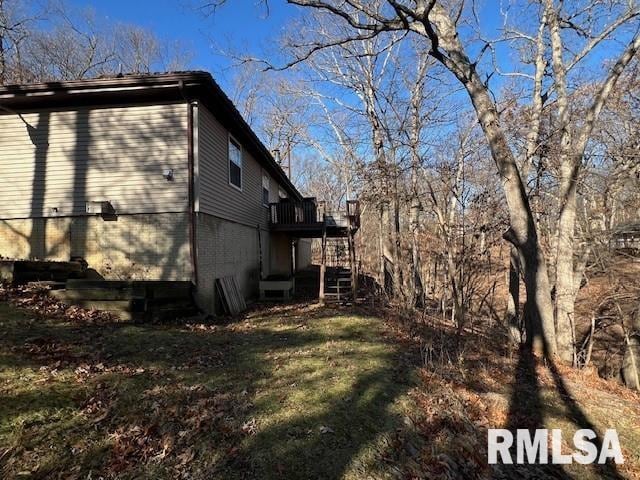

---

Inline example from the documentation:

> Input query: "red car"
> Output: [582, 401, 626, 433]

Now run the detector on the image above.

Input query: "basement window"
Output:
[228, 136, 242, 190]
[262, 172, 270, 206]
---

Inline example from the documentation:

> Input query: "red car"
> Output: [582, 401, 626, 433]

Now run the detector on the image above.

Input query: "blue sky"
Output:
[66, 0, 299, 90]
[61, 0, 518, 95]
[59, 0, 627, 95]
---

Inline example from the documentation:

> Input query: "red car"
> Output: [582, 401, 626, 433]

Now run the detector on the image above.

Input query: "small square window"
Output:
[229, 137, 242, 189]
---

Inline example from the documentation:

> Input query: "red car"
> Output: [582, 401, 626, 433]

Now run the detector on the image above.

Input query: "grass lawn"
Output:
[0, 301, 417, 479]
[2, 294, 640, 479]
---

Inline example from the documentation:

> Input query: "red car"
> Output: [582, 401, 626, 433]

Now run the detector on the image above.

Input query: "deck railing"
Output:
[269, 197, 320, 225]
[346, 200, 361, 228]
[269, 198, 360, 229]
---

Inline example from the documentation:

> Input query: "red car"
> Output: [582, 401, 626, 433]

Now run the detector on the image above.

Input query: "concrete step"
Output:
[54, 298, 198, 323]
[146, 303, 199, 322]
[60, 299, 138, 321]
[27, 281, 66, 290]
[64, 280, 192, 299]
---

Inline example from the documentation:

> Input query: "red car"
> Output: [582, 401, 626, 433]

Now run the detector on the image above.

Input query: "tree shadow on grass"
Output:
[499, 344, 626, 480]
[229, 319, 413, 479]
[0, 303, 416, 479]
[498, 345, 574, 479]
[384, 302, 636, 480]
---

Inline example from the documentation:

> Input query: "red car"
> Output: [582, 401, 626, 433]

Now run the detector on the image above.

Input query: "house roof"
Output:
[0, 71, 302, 201]
[612, 222, 640, 236]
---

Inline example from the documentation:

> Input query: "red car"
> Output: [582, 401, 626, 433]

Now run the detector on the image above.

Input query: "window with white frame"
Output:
[262, 172, 270, 206]
[228, 136, 242, 189]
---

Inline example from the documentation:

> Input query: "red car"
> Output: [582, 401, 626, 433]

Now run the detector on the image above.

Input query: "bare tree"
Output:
[280, 0, 640, 362]
[0, 0, 39, 83]
[1, 1, 191, 85]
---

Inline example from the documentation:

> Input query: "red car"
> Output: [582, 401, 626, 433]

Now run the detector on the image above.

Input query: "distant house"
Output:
[0, 72, 312, 313]
[611, 222, 640, 253]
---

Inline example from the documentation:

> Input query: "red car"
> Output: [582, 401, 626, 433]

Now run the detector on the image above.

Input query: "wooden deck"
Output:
[269, 198, 360, 238]
[269, 198, 360, 304]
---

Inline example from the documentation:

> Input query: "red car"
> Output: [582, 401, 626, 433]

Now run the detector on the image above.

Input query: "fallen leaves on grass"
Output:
[319, 425, 334, 434]
[16, 337, 93, 367]
[241, 418, 258, 436]
[1, 282, 117, 324]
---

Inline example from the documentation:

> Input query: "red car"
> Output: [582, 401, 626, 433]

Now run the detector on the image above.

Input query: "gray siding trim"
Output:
[196, 104, 288, 228]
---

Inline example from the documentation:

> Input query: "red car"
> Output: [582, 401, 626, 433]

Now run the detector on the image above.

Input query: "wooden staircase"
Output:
[319, 232, 358, 305]
[267, 197, 360, 305]
[324, 267, 354, 303]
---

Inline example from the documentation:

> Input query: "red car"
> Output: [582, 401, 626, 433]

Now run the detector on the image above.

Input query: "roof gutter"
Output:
[178, 80, 199, 287]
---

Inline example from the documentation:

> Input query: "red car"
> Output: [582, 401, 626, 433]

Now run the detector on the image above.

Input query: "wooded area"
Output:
[203, 0, 640, 385]
[2, 0, 640, 477]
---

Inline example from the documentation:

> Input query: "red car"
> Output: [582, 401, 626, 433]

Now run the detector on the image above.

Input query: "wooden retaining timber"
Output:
[49, 280, 197, 322]
[1, 261, 197, 321]
[0, 260, 85, 284]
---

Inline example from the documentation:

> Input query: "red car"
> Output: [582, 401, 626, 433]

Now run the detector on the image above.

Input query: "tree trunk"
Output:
[622, 302, 640, 390]
[0, 33, 6, 84]
[391, 186, 403, 302]
[378, 202, 386, 294]
[446, 246, 464, 332]
[505, 245, 522, 344]
[429, 4, 558, 356]
[469, 81, 556, 355]
[622, 334, 639, 390]
[546, 0, 576, 363]
[555, 167, 578, 363]
[410, 196, 424, 307]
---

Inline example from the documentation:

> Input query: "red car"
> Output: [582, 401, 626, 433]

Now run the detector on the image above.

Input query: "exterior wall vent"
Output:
[85, 201, 115, 215]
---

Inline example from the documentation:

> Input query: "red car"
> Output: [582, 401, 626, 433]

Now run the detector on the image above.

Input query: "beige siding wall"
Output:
[0, 213, 191, 280]
[269, 232, 293, 276]
[0, 103, 188, 219]
[195, 213, 265, 313]
[197, 104, 288, 227]
[269, 176, 281, 203]
[296, 239, 312, 270]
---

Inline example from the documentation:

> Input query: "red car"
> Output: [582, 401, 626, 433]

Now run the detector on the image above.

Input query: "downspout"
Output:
[179, 80, 198, 286]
